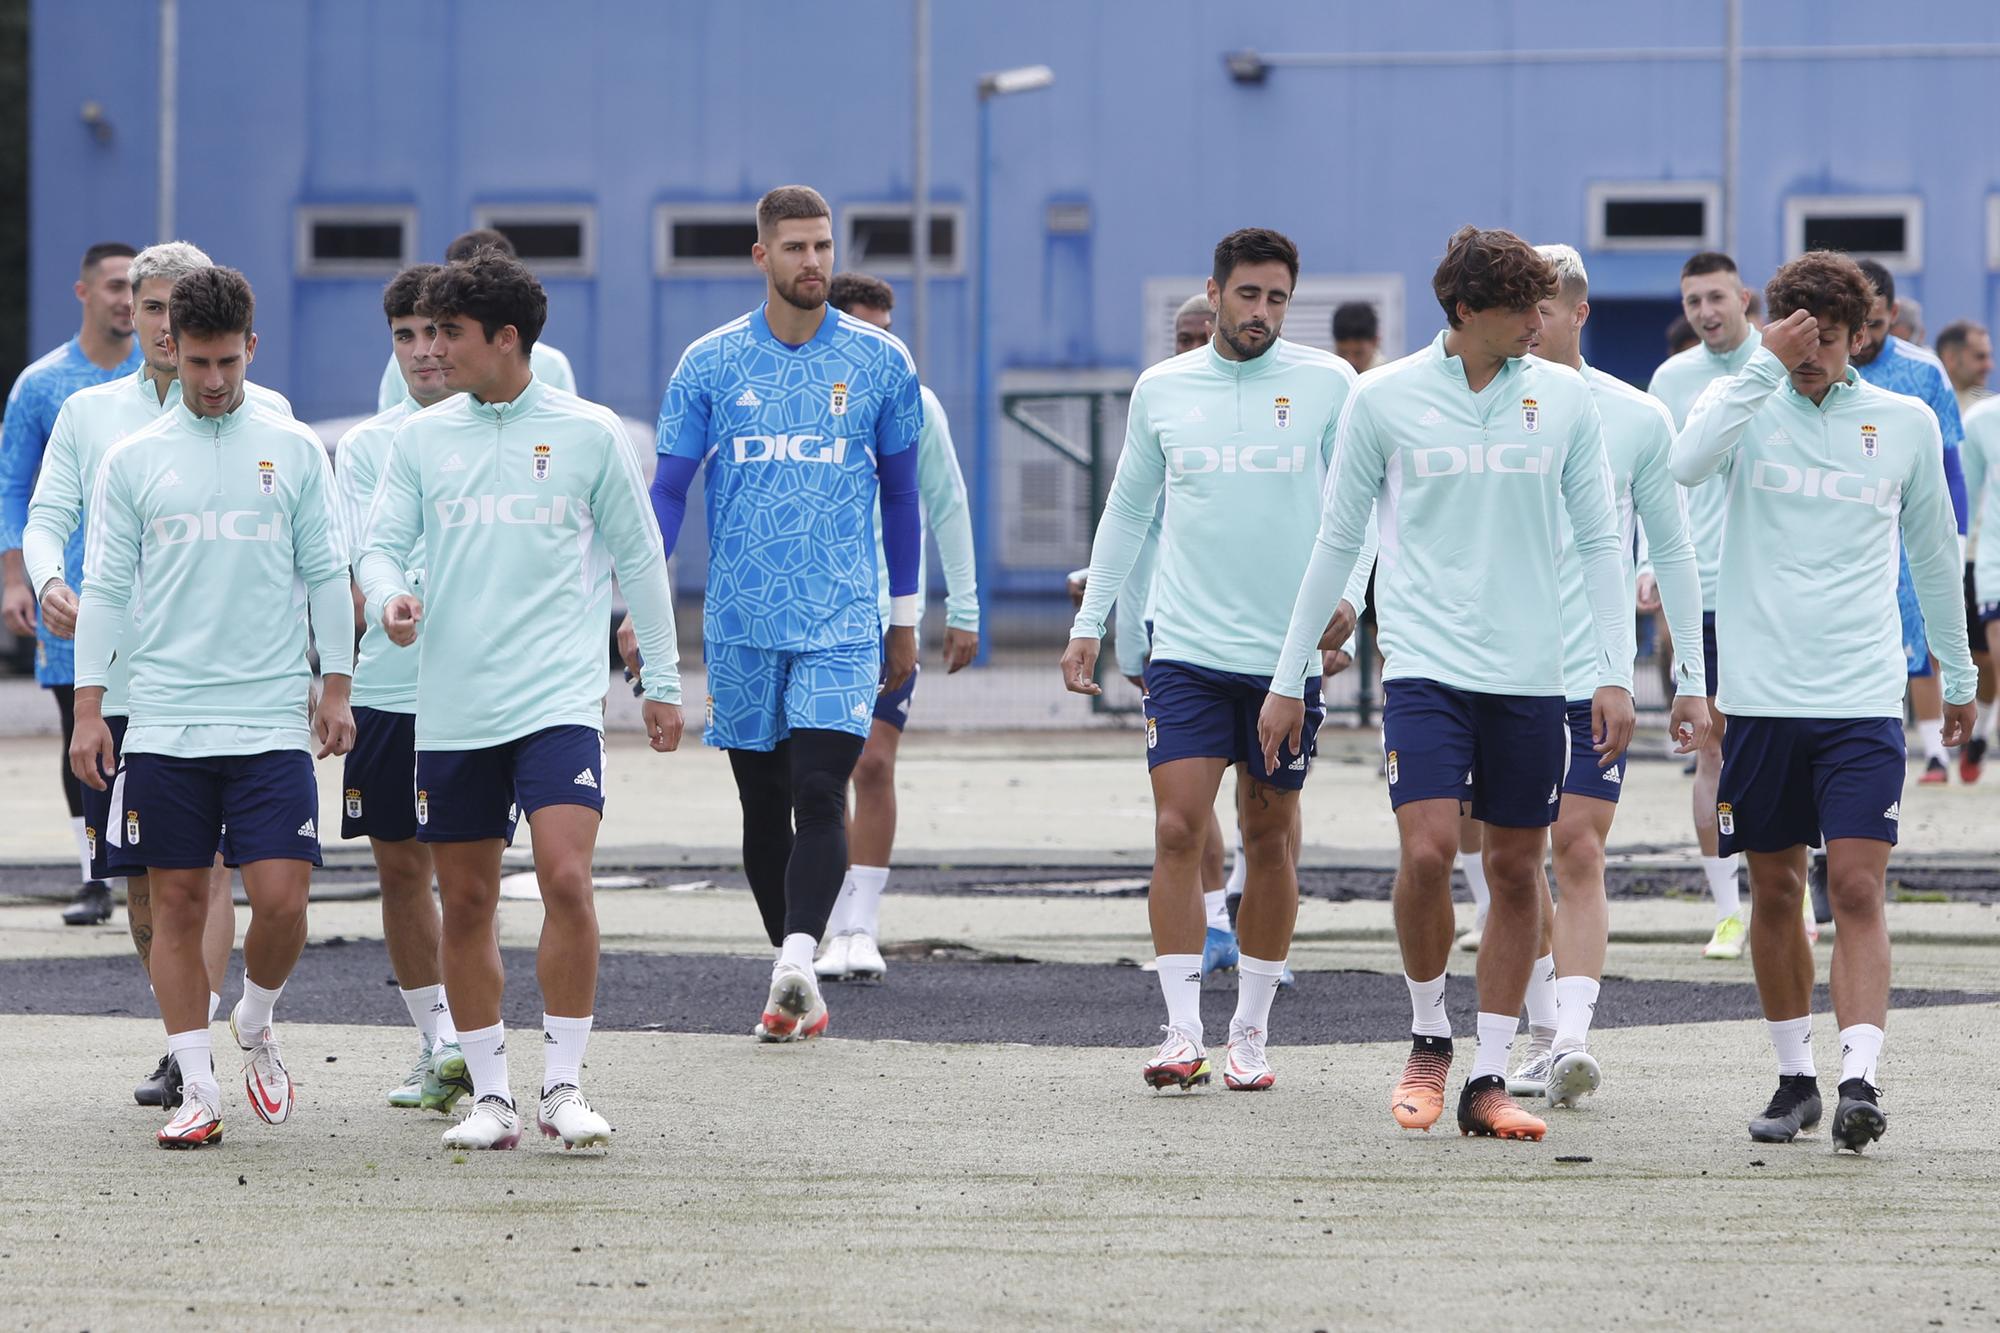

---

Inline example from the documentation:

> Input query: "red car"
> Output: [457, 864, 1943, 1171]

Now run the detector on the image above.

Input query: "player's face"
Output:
[1334, 338, 1376, 374]
[390, 313, 447, 404]
[846, 303, 892, 332]
[1208, 261, 1291, 362]
[1174, 309, 1214, 355]
[1853, 294, 1892, 366]
[1680, 272, 1749, 352]
[1458, 301, 1543, 363]
[755, 218, 834, 312]
[1786, 317, 1861, 402]
[171, 328, 255, 418]
[76, 257, 135, 340]
[133, 277, 178, 377]
[1944, 330, 1993, 391]
[428, 311, 516, 397]
[1529, 295, 1585, 365]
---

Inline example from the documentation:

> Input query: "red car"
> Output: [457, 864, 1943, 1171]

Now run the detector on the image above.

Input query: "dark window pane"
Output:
[490, 221, 585, 262]
[1803, 213, 1908, 255]
[672, 220, 758, 260]
[1603, 198, 1706, 240]
[311, 222, 404, 262]
[850, 213, 957, 261]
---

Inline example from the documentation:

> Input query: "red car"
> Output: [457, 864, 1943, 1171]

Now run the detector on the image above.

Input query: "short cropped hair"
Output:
[169, 266, 255, 339]
[419, 251, 546, 352]
[1855, 258, 1894, 305]
[445, 228, 515, 262]
[1212, 228, 1299, 290]
[1535, 243, 1589, 304]
[829, 272, 895, 313]
[757, 185, 831, 239]
[1681, 251, 1739, 281]
[383, 264, 444, 322]
[1177, 293, 1213, 321]
[80, 242, 137, 276]
[128, 241, 213, 294]
[1332, 302, 1378, 342]
[1765, 251, 1874, 335]
[1937, 320, 1986, 357]
[1432, 226, 1556, 327]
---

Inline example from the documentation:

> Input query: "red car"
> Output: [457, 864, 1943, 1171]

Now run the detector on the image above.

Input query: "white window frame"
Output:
[839, 203, 967, 276]
[1586, 181, 1719, 252]
[1986, 195, 2000, 271]
[1140, 274, 1406, 367]
[294, 204, 416, 278]
[653, 203, 761, 277]
[469, 203, 597, 278]
[1784, 194, 1924, 272]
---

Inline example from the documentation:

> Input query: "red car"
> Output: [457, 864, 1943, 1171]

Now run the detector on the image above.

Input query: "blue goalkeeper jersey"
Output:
[656, 304, 922, 651]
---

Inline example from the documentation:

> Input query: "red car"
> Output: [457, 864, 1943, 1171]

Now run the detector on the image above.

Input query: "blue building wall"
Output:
[30, 0, 2000, 588]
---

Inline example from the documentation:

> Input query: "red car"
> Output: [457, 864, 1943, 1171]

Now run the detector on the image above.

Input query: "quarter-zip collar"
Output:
[171, 388, 257, 436]
[1702, 326, 1763, 375]
[1779, 363, 1862, 413]
[465, 372, 547, 425]
[1204, 336, 1286, 381]
[1427, 329, 1522, 399]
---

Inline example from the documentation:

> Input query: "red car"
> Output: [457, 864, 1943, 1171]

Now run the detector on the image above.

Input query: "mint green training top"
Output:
[335, 397, 421, 713]
[1648, 329, 1764, 613]
[872, 385, 978, 634]
[1274, 332, 1634, 698]
[377, 341, 573, 413]
[1671, 347, 1973, 715]
[1071, 337, 1372, 677]
[356, 376, 682, 749]
[75, 391, 351, 757]
[1961, 396, 2000, 609]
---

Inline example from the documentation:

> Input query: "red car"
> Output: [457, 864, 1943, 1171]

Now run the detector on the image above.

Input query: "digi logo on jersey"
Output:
[433, 494, 573, 529]
[1408, 444, 1557, 477]
[1166, 444, 1309, 475]
[150, 510, 288, 545]
[731, 434, 851, 464]
[1747, 461, 1899, 509]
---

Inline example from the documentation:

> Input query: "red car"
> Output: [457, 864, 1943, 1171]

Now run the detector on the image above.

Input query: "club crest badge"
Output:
[1521, 399, 1540, 434]
[1274, 395, 1292, 429]
[85, 825, 97, 857]
[1717, 802, 1735, 836]
[257, 460, 276, 495]
[1861, 424, 1878, 458]
[830, 381, 849, 416]
[126, 810, 141, 845]
[1146, 716, 1158, 750]
[415, 790, 429, 826]
[1386, 750, 1399, 785]
[533, 444, 551, 482]
[345, 789, 363, 819]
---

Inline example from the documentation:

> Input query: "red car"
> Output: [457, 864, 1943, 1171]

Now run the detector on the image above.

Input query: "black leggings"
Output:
[727, 730, 866, 947]
[51, 683, 83, 819]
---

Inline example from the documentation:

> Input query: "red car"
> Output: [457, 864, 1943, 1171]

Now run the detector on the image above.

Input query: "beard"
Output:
[775, 273, 827, 313]
[1218, 315, 1276, 361]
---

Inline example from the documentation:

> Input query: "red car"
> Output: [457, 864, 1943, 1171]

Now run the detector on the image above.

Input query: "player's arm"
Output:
[594, 420, 683, 708]
[1630, 414, 1704, 699]
[915, 388, 980, 666]
[1672, 320, 1814, 484]
[1110, 516, 1159, 684]
[22, 400, 86, 636]
[292, 438, 357, 756]
[1269, 393, 1381, 698]
[333, 426, 382, 634]
[1963, 411, 1992, 529]
[355, 423, 425, 643]
[1069, 383, 1169, 646]
[0, 383, 50, 633]
[649, 353, 713, 561]
[1561, 395, 1637, 697]
[71, 455, 137, 789]
[1903, 406, 1978, 716]
[1927, 371, 1970, 536]
[877, 363, 925, 692]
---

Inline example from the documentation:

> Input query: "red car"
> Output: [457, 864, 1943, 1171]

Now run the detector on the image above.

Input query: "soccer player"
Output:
[0, 241, 139, 925]
[359, 251, 684, 1151]
[1647, 252, 1762, 959]
[1671, 251, 1974, 1152]
[650, 185, 921, 1044]
[23, 240, 284, 1107]
[1063, 227, 1367, 1094]
[1962, 395, 2000, 780]
[374, 229, 574, 411]
[1935, 322, 1994, 782]
[1851, 259, 1969, 787]
[1259, 226, 1637, 1141]
[70, 266, 355, 1148]
[1333, 302, 1387, 374]
[1937, 321, 1993, 415]
[807, 271, 979, 983]
[1504, 245, 1710, 1106]
[335, 263, 469, 1111]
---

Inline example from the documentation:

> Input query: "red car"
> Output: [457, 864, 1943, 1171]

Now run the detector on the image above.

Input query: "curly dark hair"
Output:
[829, 272, 895, 313]
[169, 266, 255, 338]
[1764, 251, 1873, 335]
[382, 264, 442, 322]
[419, 251, 546, 352]
[1212, 227, 1299, 290]
[1432, 226, 1557, 327]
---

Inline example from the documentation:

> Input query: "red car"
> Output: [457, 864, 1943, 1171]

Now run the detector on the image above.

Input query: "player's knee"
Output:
[1483, 844, 1542, 894]
[1551, 826, 1604, 882]
[851, 746, 895, 798]
[1826, 865, 1885, 920]
[1239, 817, 1291, 867]
[791, 764, 849, 834]
[1399, 837, 1454, 891]
[1154, 807, 1207, 859]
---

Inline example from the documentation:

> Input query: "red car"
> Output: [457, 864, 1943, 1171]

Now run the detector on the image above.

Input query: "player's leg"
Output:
[524, 790, 611, 1149]
[1198, 805, 1237, 977]
[1694, 613, 1745, 958]
[822, 715, 902, 983]
[710, 641, 793, 950]
[1453, 811, 1488, 951]
[202, 856, 232, 1018]
[1958, 564, 1990, 783]
[1543, 793, 1616, 1108]
[1900, 555, 1948, 784]
[54, 684, 112, 924]
[1509, 859, 1557, 1094]
[751, 727, 863, 1041]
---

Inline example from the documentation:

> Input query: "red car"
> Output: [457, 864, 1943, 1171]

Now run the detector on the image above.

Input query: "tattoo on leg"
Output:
[133, 924, 152, 968]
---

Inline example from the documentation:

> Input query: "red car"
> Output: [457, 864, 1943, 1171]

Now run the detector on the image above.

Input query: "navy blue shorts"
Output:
[872, 635, 919, 731]
[82, 714, 138, 880]
[1701, 612, 1720, 699]
[1561, 696, 1628, 804]
[117, 749, 321, 870]
[415, 725, 601, 845]
[1966, 564, 1985, 659]
[342, 706, 418, 843]
[1382, 678, 1566, 828]
[1716, 715, 1905, 855]
[1976, 596, 2000, 652]
[1142, 660, 1322, 790]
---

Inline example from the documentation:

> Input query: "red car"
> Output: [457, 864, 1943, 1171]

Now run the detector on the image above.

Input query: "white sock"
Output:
[166, 1028, 220, 1104]
[1704, 855, 1741, 921]
[1839, 1023, 1884, 1086]
[207, 991, 220, 1023]
[1156, 953, 1204, 1043]
[458, 1021, 511, 1104]
[235, 976, 283, 1039]
[1524, 954, 1557, 1033]
[1976, 702, 1997, 744]
[542, 1013, 592, 1094]
[1232, 954, 1285, 1036]
[1918, 718, 1947, 764]
[401, 985, 445, 1049]
[777, 932, 817, 973]
[1223, 824, 1247, 899]
[1553, 975, 1600, 1051]
[824, 873, 856, 937]
[1471, 1010, 1517, 1082]
[1405, 970, 1451, 1038]
[432, 991, 457, 1045]
[1459, 851, 1490, 924]
[1203, 890, 1230, 931]
[847, 865, 889, 938]
[1766, 1015, 1816, 1077]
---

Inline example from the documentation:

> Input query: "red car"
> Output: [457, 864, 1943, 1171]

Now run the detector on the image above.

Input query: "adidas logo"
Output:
[1418, 407, 1444, 426]
[440, 452, 467, 473]
[1287, 754, 1307, 771]
[1547, 784, 1560, 804]
[852, 699, 871, 719]
[572, 769, 598, 789]
[158, 469, 184, 489]
[1183, 405, 1206, 422]
[297, 818, 316, 837]
[1604, 767, 1623, 785]
[1766, 428, 1792, 445]
[1883, 801, 1900, 821]
[735, 387, 762, 407]
[544, 1030, 558, 1044]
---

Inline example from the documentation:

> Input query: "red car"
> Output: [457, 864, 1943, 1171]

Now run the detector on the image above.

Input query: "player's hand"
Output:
[69, 711, 116, 791]
[942, 626, 979, 674]
[1942, 699, 1978, 748]
[1634, 572, 1661, 614]
[1, 575, 34, 637]
[383, 594, 424, 647]
[314, 675, 356, 758]
[1762, 309, 1820, 370]
[1319, 599, 1358, 652]
[1667, 693, 1709, 755]
[882, 624, 917, 694]
[1061, 637, 1102, 695]
[616, 612, 642, 679]
[1323, 648, 1353, 678]
[643, 699, 684, 752]
[1257, 692, 1306, 774]
[1065, 569, 1088, 612]
[1591, 685, 1636, 766]
[38, 580, 79, 638]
